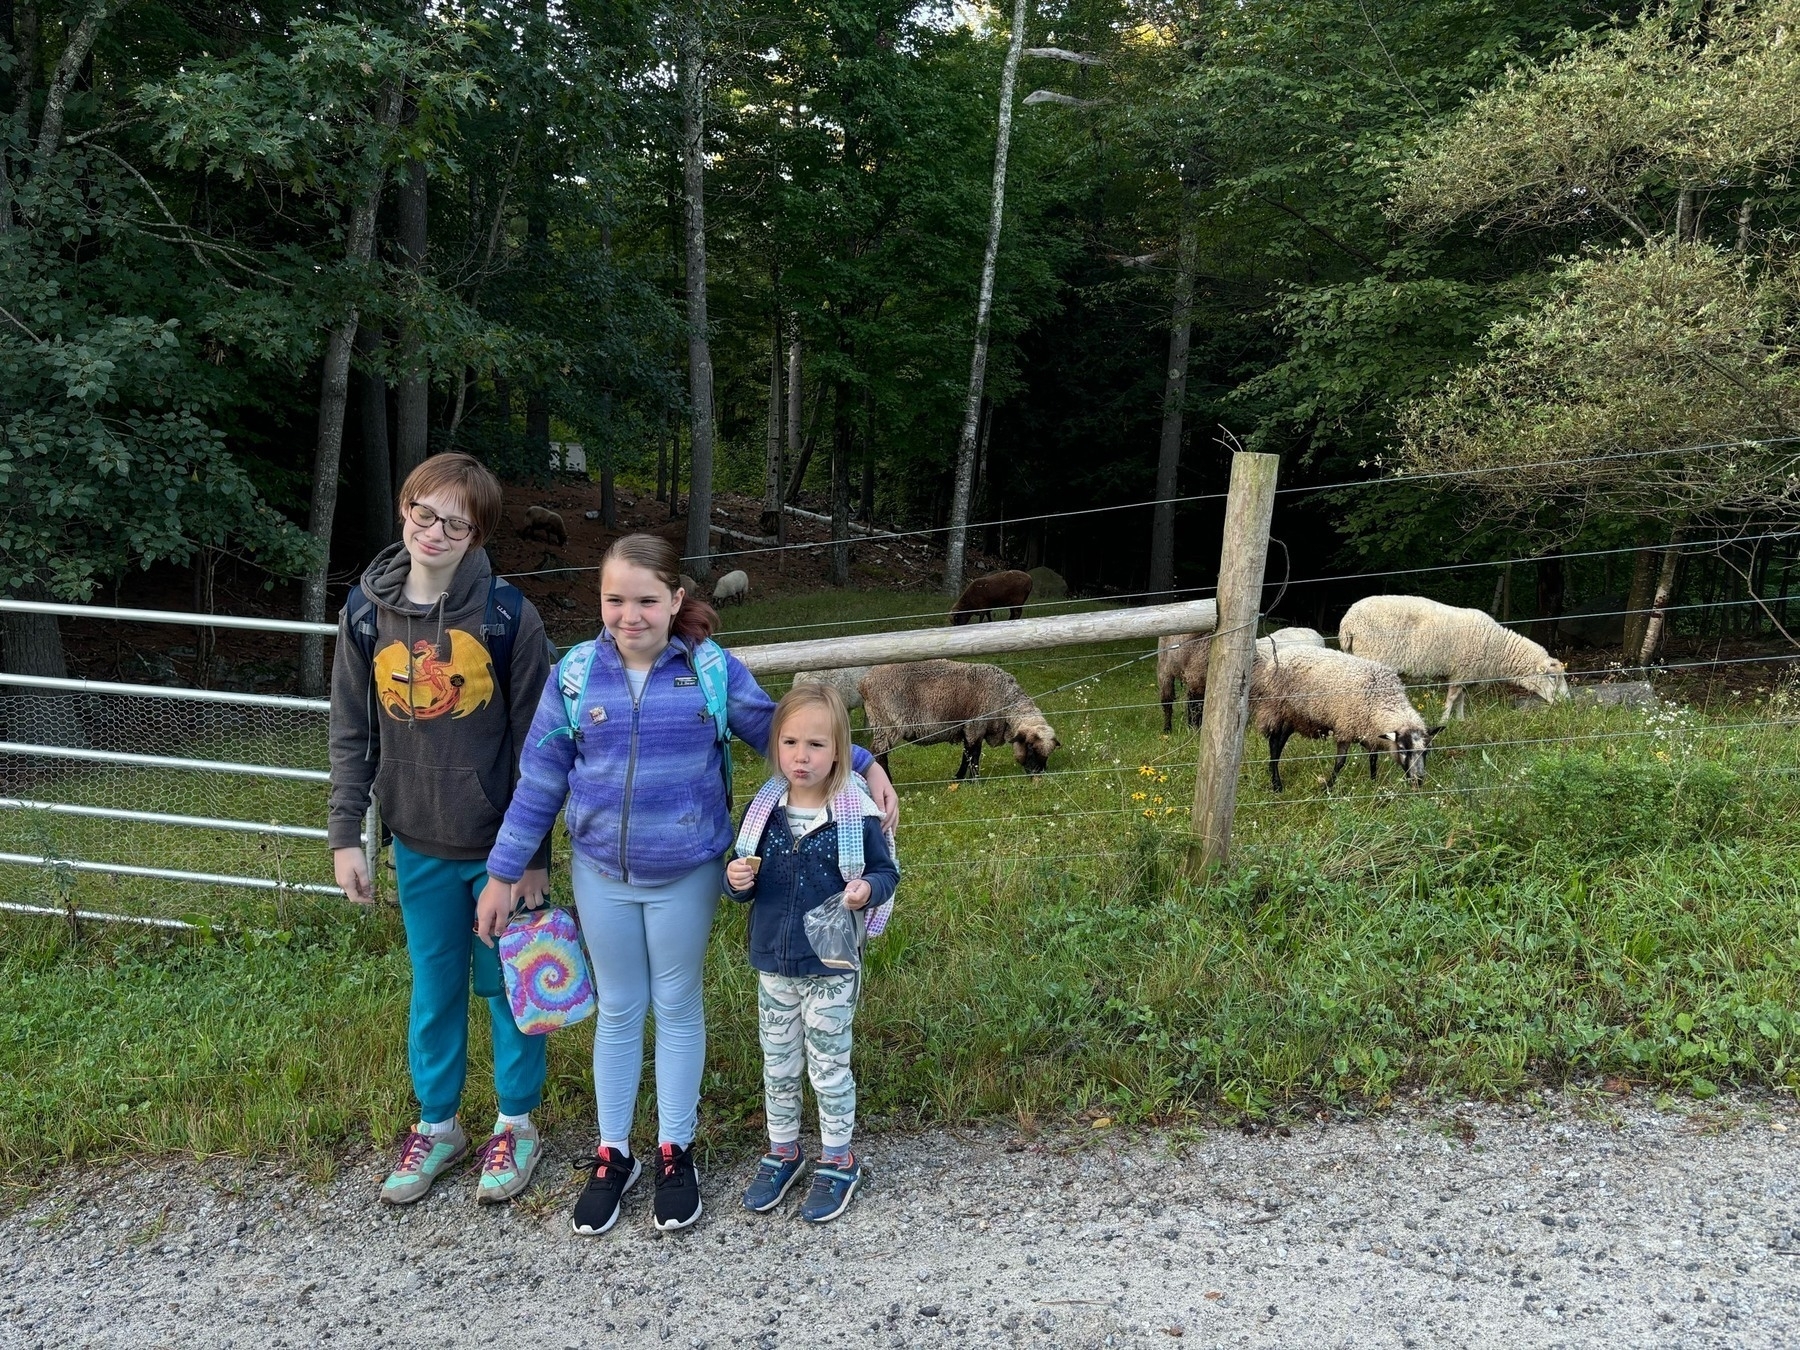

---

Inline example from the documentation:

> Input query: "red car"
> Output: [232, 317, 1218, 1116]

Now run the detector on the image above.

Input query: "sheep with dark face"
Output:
[949, 569, 1033, 624]
[859, 659, 1059, 779]
[1157, 626, 1326, 732]
[1250, 645, 1441, 791]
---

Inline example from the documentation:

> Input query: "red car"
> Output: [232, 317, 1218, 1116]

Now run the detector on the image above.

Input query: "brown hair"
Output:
[771, 682, 853, 799]
[600, 533, 718, 644]
[398, 452, 504, 547]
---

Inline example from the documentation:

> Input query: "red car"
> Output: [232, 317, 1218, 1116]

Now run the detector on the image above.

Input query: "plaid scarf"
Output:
[733, 772, 896, 937]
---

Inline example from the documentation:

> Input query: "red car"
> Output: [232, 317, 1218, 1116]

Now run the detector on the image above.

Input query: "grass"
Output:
[5, 588, 1800, 1175]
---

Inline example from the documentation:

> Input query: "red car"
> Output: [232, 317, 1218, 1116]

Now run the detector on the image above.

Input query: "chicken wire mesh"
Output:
[1, 686, 344, 927]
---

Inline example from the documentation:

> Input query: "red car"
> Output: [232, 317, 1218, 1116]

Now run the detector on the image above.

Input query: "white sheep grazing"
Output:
[711, 569, 750, 605]
[1156, 626, 1326, 732]
[792, 666, 868, 712]
[1250, 645, 1441, 791]
[1339, 594, 1567, 721]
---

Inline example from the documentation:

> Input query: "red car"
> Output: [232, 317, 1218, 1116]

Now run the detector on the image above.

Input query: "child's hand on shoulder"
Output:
[726, 856, 759, 890]
[843, 878, 871, 910]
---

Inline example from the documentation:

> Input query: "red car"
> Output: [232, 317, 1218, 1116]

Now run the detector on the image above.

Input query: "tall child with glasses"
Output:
[724, 682, 898, 1223]
[327, 453, 557, 1209]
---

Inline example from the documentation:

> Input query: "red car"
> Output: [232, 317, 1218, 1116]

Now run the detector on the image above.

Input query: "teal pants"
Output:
[393, 838, 547, 1122]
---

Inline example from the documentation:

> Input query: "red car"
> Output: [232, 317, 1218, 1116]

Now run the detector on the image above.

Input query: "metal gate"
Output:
[0, 599, 366, 930]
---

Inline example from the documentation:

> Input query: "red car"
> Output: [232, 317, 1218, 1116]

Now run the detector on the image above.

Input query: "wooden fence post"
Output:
[1189, 451, 1280, 874]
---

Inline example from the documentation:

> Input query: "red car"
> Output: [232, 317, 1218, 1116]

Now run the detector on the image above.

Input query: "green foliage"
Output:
[1393, 1, 1800, 535]
[9, 593, 1800, 1169]
[1507, 750, 1742, 856]
[0, 162, 314, 598]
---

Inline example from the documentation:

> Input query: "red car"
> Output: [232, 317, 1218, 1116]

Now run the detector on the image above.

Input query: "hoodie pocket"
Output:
[373, 762, 504, 847]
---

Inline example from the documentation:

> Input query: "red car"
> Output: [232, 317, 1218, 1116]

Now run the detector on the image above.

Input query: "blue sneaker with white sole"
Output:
[741, 1153, 805, 1213]
[797, 1158, 863, 1223]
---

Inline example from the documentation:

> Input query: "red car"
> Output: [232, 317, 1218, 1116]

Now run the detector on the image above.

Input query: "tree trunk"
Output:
[1738, 198, 1754, 253]
[1621, 534, 1658, 657]
[355, 326, 394, 558]
[1148, 196, 1198, 600]
[860, 434, 876, 523]
[656, 417, 669, 503]
[679, 16, 715, 580]
[1531, 552, 1564, 653]
[943, 0, 1027, 598]
[1676, 187, 1695, 244]
[395, 156, 430, 483]
[762, 310, 784, 537]
[784, 387, 825, 504]
[299, 85, 403, 696]
[1638, 526, 1685, 666]
[1, 582, 84, 747]
[600, 463, 617, 529]
[830, 391, 852, 587]
[525, 390, 550, 475]
[33, 0, 106, 160]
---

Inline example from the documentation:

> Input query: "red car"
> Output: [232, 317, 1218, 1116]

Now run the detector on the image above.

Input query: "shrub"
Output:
[1506, 751, 1741, 855]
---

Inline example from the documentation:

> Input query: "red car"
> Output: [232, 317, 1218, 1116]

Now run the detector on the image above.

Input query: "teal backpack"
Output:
[542, 638, 735, 803]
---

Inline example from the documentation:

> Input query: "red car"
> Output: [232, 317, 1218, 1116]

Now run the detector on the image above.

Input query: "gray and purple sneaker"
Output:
[379, 1124, 469, 1205]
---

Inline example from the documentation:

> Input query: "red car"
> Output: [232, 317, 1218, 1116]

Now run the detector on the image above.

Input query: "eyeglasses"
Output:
[405, 501, 475, 541]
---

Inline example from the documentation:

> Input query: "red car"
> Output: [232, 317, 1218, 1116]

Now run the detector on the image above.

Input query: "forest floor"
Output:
[4, 1096, 1797, 1349]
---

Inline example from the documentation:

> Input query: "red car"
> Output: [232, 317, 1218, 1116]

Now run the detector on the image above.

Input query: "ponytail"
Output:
[601, 533, 718, 643]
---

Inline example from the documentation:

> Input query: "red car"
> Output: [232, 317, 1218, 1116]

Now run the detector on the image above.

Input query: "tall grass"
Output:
[5, 589, 1799, 1173]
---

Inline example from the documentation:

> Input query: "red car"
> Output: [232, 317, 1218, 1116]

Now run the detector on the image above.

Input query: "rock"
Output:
[1027, 566, 1068, 600]
[584, 510, 600, 521]
[1570, 680, 1657, 709]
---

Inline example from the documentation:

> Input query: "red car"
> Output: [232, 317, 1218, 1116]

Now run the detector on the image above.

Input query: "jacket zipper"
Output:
[618, 668, 642, 884]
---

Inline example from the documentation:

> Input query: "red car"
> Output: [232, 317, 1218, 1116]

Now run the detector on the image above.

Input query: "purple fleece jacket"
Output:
[486, 633, 873, 886]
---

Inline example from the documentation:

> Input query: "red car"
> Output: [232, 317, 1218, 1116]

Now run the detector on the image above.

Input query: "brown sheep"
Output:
[519, 505, 567, 546]
[859, 659, 1059, 779]
[949, 569, 1033, 625]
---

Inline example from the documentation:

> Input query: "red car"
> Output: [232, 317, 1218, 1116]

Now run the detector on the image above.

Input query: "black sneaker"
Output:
[572, 1146, 641, 1236]
[652, 1141, 703, 1232]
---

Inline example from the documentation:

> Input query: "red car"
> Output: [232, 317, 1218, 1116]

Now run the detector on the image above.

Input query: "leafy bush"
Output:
[1505, 751, 1741, 855]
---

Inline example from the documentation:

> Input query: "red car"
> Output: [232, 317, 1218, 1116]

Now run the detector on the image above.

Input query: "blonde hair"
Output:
[771, 681, 853, 799]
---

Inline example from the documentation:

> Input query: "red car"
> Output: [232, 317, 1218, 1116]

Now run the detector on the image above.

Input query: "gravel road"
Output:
[5, 1093, 1798, 1349]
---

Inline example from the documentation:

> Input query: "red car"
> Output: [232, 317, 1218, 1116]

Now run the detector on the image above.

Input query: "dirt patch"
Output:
[5, 1094, 1797, 1348]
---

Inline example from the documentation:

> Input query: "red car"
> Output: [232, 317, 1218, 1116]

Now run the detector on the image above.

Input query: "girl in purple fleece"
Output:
[478, 533, 896, 1237]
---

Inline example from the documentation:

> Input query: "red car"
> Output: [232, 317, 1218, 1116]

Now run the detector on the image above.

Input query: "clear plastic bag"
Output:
[803, 892, 866, 971]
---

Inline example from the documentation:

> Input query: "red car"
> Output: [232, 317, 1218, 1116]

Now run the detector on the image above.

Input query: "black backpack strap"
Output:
[345, 584, 380, 667]
[482, 577, 524, 705]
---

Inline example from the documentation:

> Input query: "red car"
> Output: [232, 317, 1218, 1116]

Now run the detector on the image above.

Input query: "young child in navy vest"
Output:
[724, 682, 898, 1222]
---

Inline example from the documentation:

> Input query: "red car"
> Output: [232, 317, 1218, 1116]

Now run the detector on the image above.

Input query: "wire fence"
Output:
[9, 490, 1800, 929]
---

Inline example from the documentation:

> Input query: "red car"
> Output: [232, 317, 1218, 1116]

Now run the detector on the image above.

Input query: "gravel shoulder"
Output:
[5, 1094, 1799, 1349]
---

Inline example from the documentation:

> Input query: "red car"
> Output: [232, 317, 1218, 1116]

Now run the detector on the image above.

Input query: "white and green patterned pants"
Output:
[757, 970, 859, 1149]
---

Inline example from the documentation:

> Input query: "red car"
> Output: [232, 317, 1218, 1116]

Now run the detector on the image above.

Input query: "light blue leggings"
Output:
[572, 856, 722, 1149]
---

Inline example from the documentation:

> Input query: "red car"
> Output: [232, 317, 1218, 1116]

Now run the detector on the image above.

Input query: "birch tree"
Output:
[944, 0, 1029, 598]
[679, 7, 716, 581]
